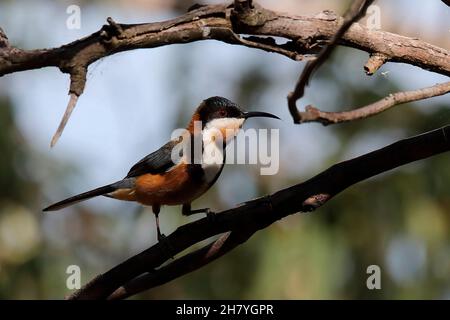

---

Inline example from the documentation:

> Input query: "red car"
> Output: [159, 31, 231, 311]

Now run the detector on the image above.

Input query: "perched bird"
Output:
[43, 96, 280, 241]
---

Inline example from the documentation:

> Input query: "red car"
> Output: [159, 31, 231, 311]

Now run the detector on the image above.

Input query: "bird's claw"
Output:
[157, 232, 167, 242]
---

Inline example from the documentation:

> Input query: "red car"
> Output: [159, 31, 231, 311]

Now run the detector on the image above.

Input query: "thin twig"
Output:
[298, 81, 450, 125]
[215, 27, 310, 61]
[364, 53, 388, 75]
[50, 66, 87, 147]
[51, 93, 79, 147]
[288, 0, 375, 123]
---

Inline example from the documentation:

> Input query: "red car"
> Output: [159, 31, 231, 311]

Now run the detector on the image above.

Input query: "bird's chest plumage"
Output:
[134, 161, 223, 206]
[201, 163, 223, 185]
[134, 124, 231, 206]
[200, 139, 226, 185]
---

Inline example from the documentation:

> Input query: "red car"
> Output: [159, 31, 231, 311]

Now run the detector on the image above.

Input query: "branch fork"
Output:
[288, 0, 376, 123]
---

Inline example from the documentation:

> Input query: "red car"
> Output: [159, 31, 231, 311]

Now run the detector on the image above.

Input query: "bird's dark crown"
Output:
[196, 96, 244, 123]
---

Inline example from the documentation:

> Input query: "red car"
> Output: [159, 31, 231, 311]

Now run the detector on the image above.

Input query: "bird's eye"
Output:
[218, 110, 227, 117]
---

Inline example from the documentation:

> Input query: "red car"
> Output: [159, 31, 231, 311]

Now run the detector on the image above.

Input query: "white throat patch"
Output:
[203, 118, 245, 145]
[201, 117, 244, 183]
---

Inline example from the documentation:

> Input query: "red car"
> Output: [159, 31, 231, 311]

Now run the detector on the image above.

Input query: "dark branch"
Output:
[107, 231, 253, 300]
[68, 125, 450, 299]
[288, 0, 375, 123]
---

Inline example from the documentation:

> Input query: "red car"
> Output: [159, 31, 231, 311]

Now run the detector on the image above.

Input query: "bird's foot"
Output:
[157, 232, 166, 243]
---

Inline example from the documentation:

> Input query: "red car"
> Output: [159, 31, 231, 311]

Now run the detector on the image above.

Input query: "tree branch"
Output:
[297, 81, 450, 125]
[364, 52, 388, 75]
[107, 231, 253, 300]
[288, 0, 374, 123]
[1, 2, 449, 145]
[67, 125, 450, 300]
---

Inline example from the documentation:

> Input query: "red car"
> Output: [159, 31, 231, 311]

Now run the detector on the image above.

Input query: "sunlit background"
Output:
[0, 0, 449, 299]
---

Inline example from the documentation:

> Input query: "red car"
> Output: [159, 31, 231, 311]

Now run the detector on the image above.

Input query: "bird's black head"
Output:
[188, 96, 280, 146]
[196, 96, 279, 125]
[197, 96, 243, 123]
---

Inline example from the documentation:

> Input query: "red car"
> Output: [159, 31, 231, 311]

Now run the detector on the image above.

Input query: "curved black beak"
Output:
[243, 111, 280, 120]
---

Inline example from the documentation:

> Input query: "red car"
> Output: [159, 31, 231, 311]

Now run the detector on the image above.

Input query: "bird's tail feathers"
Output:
[43, 180, 128, 212]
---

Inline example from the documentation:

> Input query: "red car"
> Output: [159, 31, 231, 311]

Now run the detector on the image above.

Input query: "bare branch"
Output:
[216, 28, 312, 61]
[364, 52, 388, 75]
[50, 66, 86, 147]
[51, 93, 79, 147]
[1, 2, 449, 142]
[107, 231, 254, 300]
[288, 0, 375, 123]
[68, 125, 450, 299]
[297, 81, 450, 125]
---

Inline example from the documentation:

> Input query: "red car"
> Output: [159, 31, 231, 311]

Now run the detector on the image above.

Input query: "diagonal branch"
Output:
[107, 231, 253, 300]
[298, 81, 450, 125]
[288, 0, 375, 123]
[68, 125, 450, 300]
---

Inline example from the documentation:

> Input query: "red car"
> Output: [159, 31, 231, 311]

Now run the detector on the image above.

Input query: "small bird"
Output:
[43, 96, 280, 241]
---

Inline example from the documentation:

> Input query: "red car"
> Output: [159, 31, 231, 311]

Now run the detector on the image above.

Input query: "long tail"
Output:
[43, 182, 121, 211]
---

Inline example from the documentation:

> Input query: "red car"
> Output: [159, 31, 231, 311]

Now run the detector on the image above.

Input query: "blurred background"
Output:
[0, 0, 449, 299]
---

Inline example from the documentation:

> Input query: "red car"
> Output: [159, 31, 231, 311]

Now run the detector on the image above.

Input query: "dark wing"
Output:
[125, 139, 181, 178]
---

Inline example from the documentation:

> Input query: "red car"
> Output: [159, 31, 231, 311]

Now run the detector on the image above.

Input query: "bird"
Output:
[43, 96, 280, 242]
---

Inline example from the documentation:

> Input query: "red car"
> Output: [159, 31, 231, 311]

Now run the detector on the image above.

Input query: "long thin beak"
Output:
[243, 111, 280, 120]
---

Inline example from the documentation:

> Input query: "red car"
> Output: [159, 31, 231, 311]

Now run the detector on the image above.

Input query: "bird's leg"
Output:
[152, 204, 174, 258]
[182, 203, 216, 222]
[155, 214, 164, 242]
[152, 204, 165, 242]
